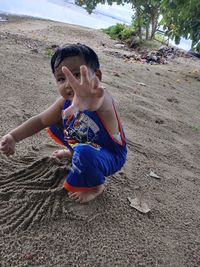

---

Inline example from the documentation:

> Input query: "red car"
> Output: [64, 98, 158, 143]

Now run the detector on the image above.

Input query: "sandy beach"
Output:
[0, 15, 200, 267]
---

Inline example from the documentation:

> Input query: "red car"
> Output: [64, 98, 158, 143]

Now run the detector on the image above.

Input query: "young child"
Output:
[0, 43, 127, 203]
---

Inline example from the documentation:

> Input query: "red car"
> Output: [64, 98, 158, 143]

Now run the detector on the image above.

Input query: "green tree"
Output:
[75, 0, 200, 48]
[161, 0, 200, 48]
[75, 1, 126, 14]
[131, 0, 161, 41]
[75, 0, 162, 42]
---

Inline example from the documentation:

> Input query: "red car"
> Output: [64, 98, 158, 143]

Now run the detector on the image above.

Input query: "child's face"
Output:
[54, 56, 94, 100]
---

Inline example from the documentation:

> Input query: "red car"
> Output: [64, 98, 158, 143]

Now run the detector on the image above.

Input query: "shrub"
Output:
[102, 24, 136, 44]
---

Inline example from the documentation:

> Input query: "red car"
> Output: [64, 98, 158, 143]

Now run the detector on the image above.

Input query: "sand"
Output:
[0, 15, 200, 267]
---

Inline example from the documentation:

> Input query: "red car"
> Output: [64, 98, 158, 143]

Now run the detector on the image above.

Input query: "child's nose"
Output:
[64, 85, 73, 94]
[64, 83, 71, 90]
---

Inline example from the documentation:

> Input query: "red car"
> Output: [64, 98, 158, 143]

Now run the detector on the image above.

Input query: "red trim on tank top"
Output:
[97, 101, 126, 146]
[45, 127, 64, 146]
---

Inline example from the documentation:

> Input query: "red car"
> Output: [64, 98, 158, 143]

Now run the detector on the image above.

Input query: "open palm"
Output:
[62, 65, 105, 118]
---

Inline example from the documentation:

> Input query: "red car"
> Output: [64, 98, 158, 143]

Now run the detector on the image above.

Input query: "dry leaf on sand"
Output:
[127, 197, 151, 213]
[149, 171, 160, 179]
[138, 82, 146, 86]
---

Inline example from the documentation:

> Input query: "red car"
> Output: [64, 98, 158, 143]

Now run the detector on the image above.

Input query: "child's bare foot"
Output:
[52, 149, 72, 159]
[68, 185, 105, 204]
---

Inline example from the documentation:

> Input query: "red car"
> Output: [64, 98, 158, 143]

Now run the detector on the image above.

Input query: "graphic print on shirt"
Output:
[64, 112, 100, 143]
[71, 151, 83, 174]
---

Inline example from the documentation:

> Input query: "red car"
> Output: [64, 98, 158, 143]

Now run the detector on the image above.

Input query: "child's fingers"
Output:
[4, 150, 13, 157]
[80, 65, 89, 84]
[0, 139, 7, 150]
[0, 145, 6, 152]
[97, 86, 105, 98]
[1, 145, 9, 153]
[91, 76, 100, 93]
[62, 66, 79, 88]
[90, 76, 104, 96]
[91, 79, 105, 98]
[0, 145, 11, 155]
[8, 149, 15, 156]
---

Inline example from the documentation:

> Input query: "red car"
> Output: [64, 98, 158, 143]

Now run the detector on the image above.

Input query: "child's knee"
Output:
[71, 144, 99, 173]
[67, 144, 104, 188]
[73, 144, 99, 161]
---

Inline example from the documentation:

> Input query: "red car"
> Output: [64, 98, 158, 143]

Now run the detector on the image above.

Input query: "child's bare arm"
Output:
[0, 97, 64, 156]
[9, 97, 64, 142]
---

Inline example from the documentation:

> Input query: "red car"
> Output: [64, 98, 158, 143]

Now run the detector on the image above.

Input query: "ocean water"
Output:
[0, 0, 192, 50]
[0, 0, 132, 28]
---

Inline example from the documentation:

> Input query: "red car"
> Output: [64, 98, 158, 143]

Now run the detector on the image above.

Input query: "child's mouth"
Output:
[67, 92, 74, 97]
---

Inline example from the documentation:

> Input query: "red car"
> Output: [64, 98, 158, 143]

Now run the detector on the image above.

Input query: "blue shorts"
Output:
[46, 124, 126, 192]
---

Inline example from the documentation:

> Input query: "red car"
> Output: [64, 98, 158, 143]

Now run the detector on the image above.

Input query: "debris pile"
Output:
[123, 45, 190, 65]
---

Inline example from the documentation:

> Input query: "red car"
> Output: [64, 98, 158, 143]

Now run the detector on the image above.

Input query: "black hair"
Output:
[51, 43, 100, 74]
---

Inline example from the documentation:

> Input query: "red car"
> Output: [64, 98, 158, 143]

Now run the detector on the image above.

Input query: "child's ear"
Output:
[95, 69, 102, 81]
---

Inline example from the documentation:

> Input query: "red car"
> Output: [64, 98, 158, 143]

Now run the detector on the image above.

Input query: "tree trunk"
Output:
[137, 8, 142, 43]
[145, 22, 149, 40]
[150, 8, 159, 40]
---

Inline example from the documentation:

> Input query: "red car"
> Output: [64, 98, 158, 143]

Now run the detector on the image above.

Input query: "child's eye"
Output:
[73, 72, 80, 79]
[57, 77, 65, 83]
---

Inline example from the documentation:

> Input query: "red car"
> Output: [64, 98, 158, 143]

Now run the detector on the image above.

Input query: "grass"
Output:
[138, 39, 163, 50]
[154, 32, 169, 45]
[44, 47, 54, 57]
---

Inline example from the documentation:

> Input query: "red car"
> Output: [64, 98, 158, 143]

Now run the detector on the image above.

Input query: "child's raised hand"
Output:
[62, 65, 105, 118]
[0, 134, 16, 156]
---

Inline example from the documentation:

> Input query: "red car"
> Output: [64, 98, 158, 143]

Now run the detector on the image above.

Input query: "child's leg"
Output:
[46, 126, 125, 203]
[63, 144, 120, 203]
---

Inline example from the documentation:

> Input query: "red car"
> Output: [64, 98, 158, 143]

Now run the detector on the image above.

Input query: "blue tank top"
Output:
[62, 100, 127, 160]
